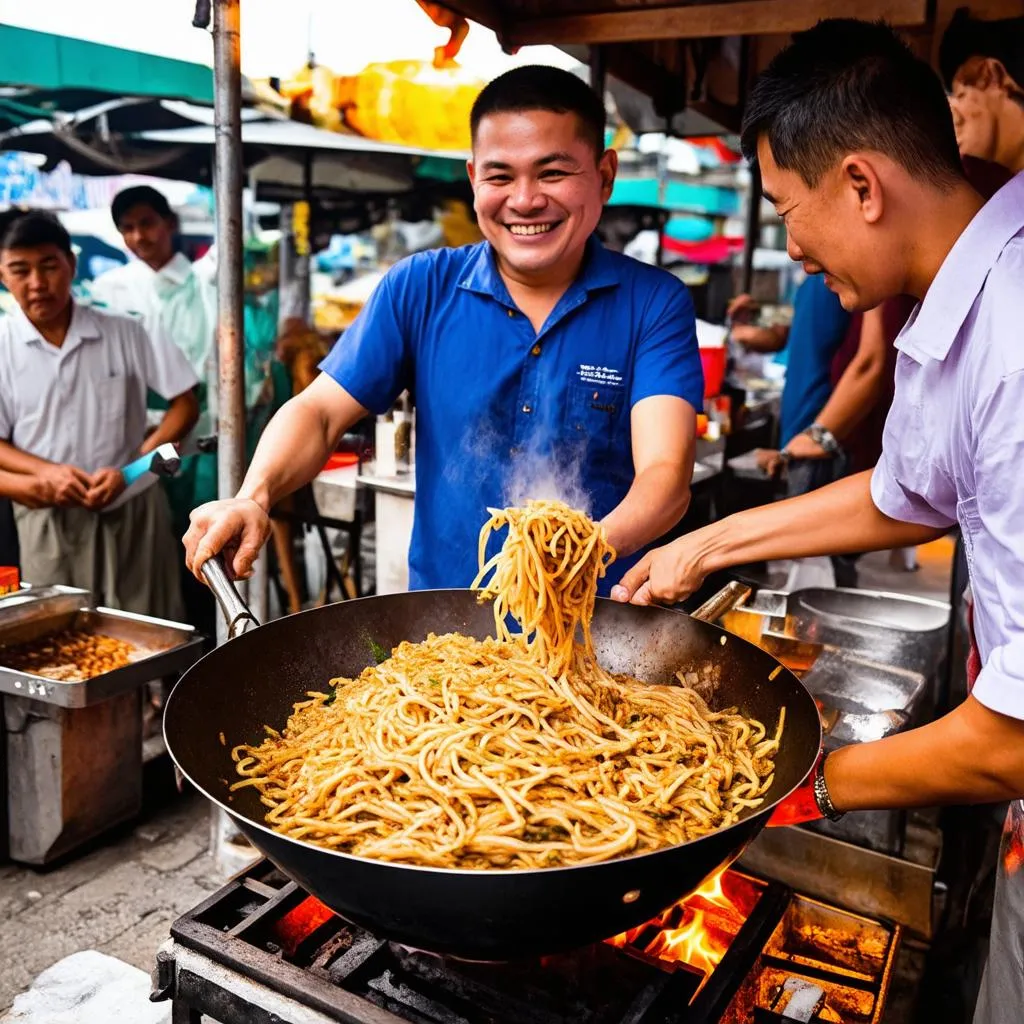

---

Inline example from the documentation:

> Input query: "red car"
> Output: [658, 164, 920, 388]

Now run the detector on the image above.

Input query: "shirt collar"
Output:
[897, 171, 1024, 363]
[11, 301, 103, 351]
[123, 251, 192, 286]
[458, 234, 621, 304]
[156, 252, 194, 286]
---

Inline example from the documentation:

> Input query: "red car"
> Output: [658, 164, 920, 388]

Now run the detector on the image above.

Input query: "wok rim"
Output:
[165, 588, 821, 880]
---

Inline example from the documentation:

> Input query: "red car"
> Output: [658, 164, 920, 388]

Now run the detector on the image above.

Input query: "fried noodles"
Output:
[231, 500, 784, 869]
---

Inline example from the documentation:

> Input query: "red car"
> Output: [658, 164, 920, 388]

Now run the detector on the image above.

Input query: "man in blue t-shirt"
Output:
[183, 66, 705, 594]
[732, 274, 852, 467]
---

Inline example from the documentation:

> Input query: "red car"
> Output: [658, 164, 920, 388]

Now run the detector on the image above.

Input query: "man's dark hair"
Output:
[741, 19, 963, 189]
[939, 9, 1024, 91]
[0, 211, 72, 255]
[111, 184, 175, 228]
[470, 65, 606, 156]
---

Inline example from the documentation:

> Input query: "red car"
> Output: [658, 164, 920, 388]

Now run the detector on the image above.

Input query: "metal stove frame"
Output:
[151, 860, 899, 1024]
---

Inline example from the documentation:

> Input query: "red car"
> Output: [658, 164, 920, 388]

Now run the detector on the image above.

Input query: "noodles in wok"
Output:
[231, 500, 784, 869]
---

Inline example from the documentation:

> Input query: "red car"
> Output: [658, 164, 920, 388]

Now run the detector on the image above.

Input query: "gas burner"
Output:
[151, 860, 901, 1024]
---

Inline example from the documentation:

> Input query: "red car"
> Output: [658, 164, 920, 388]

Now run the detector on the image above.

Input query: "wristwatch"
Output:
[813, 755, 845, 821]
[806, 423, 841, 455]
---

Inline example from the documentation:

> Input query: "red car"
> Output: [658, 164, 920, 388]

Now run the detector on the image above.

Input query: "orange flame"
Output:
[607, 867, 761, 981]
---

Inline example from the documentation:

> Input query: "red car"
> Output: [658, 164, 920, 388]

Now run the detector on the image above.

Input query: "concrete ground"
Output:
[0, 540, 955, 1017]
[0, 779, 214, 1015]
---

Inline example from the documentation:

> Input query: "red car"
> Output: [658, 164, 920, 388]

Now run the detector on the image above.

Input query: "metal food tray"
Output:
[0, 589, 207, 708]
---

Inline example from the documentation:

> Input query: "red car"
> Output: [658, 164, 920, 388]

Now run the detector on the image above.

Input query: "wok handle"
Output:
[201, 555, 260, 638]
[691, 581, 752, 624]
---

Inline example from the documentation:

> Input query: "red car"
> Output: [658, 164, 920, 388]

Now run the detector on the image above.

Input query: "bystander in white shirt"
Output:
[90, 252, 216, 434]
[0, 301, 198, 509]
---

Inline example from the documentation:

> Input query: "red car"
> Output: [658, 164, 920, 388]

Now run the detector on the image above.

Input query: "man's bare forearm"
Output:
[693, 470, 944, 574]
[816, 308, 887, 441]
[0, 440, 52, 476]
[235, 393, 357, 511]
[733, 324, 788, 353]
[0, 467, 37, 505]
[816, 360, 883, 440]
[828, 696, 1024, 811]
[140, 391, 199, 455]
[603, 462, 691, 558]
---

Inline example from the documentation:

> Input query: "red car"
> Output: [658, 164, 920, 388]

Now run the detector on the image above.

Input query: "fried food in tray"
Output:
[0, 629, 138, 682]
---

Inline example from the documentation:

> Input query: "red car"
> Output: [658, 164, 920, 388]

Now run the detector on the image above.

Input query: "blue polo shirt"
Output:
[778, 274, 851, 446]
[320, 236, 704, 593]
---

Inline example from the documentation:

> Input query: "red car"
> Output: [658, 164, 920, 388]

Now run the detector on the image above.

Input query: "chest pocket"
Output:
[564, 380, 626, 450]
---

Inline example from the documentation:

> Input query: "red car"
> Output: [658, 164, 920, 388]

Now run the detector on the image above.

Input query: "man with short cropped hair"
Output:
[0, 212, 198, 617]
[183, 64, 705, 595]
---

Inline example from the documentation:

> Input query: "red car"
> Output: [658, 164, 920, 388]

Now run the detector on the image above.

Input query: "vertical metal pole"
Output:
[741, 160, 761, 296]
[589, 45, 607, 99]
[294, 150, 313, 325]
[213, 0, 245, 517]
[739, 36, 759, 297]
[209, 0, 258, 877]
[277, 204, 296, 329]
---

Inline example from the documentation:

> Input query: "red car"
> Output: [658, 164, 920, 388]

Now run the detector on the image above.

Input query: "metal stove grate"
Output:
[153, 859, 899, 1024]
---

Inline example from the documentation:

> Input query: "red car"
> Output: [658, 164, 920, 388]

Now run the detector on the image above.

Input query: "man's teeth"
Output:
[508, 223, 555, 236]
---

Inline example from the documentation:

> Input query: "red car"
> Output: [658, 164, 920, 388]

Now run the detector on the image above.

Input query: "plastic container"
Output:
[335, 60, 483, 151]
[700, 346, 727, 398]
[322, 451, 359, 472]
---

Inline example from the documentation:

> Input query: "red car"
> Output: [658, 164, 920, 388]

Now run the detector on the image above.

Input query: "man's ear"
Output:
[598, 148, 617, 203]
[839, 154, 884, 226]
[987, 57, 1024, 97]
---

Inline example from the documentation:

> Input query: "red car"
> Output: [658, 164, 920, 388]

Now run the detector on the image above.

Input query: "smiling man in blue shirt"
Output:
[184, 65, 704, 593]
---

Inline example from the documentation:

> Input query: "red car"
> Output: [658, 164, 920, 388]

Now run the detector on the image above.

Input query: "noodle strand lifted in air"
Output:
[231, 499, 785, 869]
[471, 502, 614, 675]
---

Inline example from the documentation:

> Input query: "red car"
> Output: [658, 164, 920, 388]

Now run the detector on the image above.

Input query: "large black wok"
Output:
[164, 567, 820, 960]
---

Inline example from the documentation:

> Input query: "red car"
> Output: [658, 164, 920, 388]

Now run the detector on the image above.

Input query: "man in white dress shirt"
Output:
[0, 212, 199, 618]
[90, 185, 216, 388]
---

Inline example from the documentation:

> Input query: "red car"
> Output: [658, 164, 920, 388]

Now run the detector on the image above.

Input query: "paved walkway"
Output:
[0, 784, 214, 1014]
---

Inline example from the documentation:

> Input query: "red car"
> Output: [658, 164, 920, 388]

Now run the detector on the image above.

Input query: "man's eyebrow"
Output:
[536, 152, 578, 166]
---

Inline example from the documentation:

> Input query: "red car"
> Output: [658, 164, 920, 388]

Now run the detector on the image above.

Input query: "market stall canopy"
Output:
[0, 24, 219, 132]
[432, 0, 1021, 132]
[2, 99, 468, 194]
[138, 113, 470, 196]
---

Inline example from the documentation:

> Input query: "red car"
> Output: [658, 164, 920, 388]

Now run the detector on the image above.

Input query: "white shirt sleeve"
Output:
[133, 317, 199, 401]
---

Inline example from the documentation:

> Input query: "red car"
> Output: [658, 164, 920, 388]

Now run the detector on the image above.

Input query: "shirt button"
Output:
[593, 391, 599, 400]
[507, 309, 517, 318]
[522, 403, 532, 414]
[531, 344, 541, 356]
